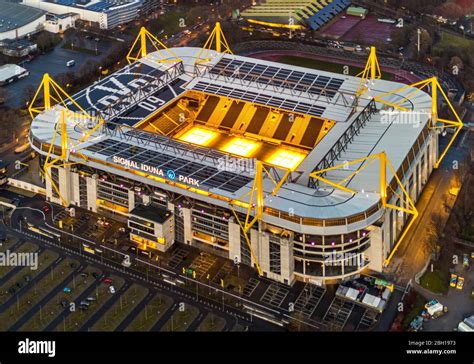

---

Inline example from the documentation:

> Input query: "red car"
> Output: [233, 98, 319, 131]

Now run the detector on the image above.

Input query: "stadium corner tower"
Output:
[29, 39, 438, 285]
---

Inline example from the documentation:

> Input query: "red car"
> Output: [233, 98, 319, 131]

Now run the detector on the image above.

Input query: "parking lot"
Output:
[0, 231, 249, 332]
[3, 195, 403, 332]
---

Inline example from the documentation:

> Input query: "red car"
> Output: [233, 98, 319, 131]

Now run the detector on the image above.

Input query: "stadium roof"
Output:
[29, 46, 432, 224]
[0, 1, 45, 31]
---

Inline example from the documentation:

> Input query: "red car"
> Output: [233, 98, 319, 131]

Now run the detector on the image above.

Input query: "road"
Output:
[387, 131, 470, 284]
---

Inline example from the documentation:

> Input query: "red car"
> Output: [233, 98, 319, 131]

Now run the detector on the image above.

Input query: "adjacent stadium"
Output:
[28, 26, 450, 285]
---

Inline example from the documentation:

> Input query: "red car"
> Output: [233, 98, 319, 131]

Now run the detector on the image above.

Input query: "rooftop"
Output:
[29, 46, 432, 224]
[130, 204, 172, 224]
[0, 1, 45, 31]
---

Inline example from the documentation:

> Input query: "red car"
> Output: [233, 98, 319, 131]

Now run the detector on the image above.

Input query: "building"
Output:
[0, 1, 46, 41]
[241, 0, 351, 30]
[43, 12, 79, 33]
[29, 41, 446, 286]
[0, 64, 29, 86]
[346, 6, 368, 18]
[22, 0, 143, 29]
[0, 38, 37, 57]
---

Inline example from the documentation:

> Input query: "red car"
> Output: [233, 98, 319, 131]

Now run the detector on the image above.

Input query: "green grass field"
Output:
[420, 268, 449, 295]
[0, 257, 76, 330]
[125, 294, 173, 332]
[278, 55, 394, 81]
[161, 305, 199, 332]
[197, 313, 226, 332]
[435, 31, 474, 53]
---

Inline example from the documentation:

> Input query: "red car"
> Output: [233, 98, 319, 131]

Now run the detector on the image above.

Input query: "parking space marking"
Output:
[260, 284, 289, 308]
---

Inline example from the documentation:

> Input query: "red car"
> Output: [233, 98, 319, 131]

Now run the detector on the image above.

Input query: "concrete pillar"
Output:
[128, 190, 135, 212]
[367, 225, 383, 273]
[280, 237, 294, 285]
[228, 220, 241, 264]
[86, 175, 98, 212]
[182, 207, 192, 245]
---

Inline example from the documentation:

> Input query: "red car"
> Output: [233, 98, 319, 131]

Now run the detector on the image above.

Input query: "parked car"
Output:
[63, 287, 72, 293]
[104, 278, 112, 284]
[450, 273, 458, 287]
[109, 286, 116, 294]
[463, 254, 469, 267]
[456, 276, 464, 290]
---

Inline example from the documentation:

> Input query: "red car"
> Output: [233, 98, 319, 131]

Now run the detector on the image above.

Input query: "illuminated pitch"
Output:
[267, 150, 306, 170]
[223, 138, 259, 157]
[179, 127, 217, 146]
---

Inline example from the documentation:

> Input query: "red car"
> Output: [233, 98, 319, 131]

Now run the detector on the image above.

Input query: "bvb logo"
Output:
[166, 170, 176, 180]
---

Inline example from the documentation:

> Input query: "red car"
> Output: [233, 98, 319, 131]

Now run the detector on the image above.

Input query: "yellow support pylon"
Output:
[309, 152, 418, 267]
[28, 73, 89, 120]
[29, 74, 105, 207]
[195, 22, 233, 66]
[126, 27, 182, 64]
[229, 162, 293, 276]
[356, 46, 382, 97]
[374, 77, 463, 168]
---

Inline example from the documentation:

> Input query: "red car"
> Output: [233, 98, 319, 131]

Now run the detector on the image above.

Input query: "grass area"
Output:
[420, 268, 449, 294]
[401, 293, 426, 329]
[160, 305, 199, 332]
[125, 293, 173, 332]
[91, 283, 149, 331]
[278, 55, 394, 80]
[19, 266, 102, 331]
[0, 257, 77, 330]
[55, 275, 125, 332]
[434, 31, 474, 53]
[0, 241, 38, 279]
[0, 246, 55, 306]
[197, 313, 226, 332]
[61, 43, 102, 55]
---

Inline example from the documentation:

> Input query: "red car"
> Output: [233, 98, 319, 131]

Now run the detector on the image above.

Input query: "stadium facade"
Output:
[28, 37, 444, 285]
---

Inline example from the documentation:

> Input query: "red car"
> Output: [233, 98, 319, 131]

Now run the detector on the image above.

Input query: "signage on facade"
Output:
[112, 156, 200, 187]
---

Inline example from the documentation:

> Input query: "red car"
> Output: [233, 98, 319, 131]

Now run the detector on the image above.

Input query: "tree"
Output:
[0, 87, 11, 104]
[22, 85, 36, 107]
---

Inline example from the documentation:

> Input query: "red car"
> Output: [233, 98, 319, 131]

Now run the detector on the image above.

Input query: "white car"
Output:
[109, 286, 116, 294]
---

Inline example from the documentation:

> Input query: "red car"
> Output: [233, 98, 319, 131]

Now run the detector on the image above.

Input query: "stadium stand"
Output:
[241, 0, 351, 30]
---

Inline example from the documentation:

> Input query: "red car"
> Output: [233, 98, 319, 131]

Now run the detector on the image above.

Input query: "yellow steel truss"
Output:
[195, 22, 233, 66]
[126, 27, 182, 64]
[229, 162, 292, 276]
[373, 77, 463, 168]
[309, 152, 418, 267]
[28, 73, 89, 120]
[356, 46, 382, 97]
[29, 74, 105, 207]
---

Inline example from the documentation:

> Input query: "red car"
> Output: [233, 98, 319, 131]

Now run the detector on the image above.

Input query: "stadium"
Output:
[27, 24, 462, 285]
